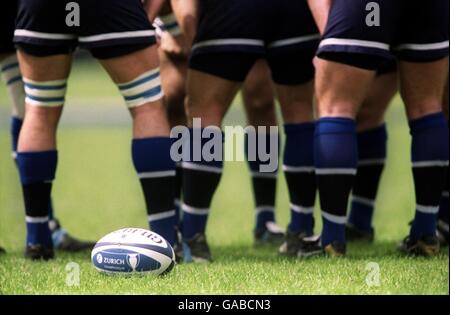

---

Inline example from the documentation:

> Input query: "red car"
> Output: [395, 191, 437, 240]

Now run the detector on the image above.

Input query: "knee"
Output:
[242, 89, 276, 126]
[25, 106, 62, 130]
[356, 103, 386, 131]
[244, 96, 275, 114]
[404, 99, 444, 121]
[185, 97, 225, 127]
[317, 100, 359, 119]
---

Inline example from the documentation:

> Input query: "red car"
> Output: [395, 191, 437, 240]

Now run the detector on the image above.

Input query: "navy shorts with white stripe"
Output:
[189, 0, 319, 85]
[0, 0, 17, 54]
[318, 0, 449, 70]
[14, 0, 156, 59]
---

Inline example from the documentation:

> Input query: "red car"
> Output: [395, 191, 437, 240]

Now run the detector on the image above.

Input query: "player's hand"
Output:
[160, 32, 190, 58]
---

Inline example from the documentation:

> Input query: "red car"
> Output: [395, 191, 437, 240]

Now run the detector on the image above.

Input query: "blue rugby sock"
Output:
[132, 137, 177, 246]
[11, 117, 57, 230]
[315, 118, 358, 247]
[349, 125, 387, 232]
[245, 131, 279, 231]
[409, 113, 449, 241]
[182, 128, 223, 241]
[283, 123, 316, 236]
[17, 151, 57, 248]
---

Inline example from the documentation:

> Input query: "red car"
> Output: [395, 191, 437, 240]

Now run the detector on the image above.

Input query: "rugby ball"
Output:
[91, 228, 175, 276]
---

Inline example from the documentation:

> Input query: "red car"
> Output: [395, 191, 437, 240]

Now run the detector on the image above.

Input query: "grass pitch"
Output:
[0, 58, 448, 295]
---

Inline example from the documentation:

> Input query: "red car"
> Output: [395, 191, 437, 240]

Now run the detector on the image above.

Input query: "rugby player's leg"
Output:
[394, 0, 449, 256]
[180, 0, 265, 261]
[0, 53, 95, 252]
[182, 68, 242, 262]
[242, 60, 283, 246]
[0, 0, 18, 254]
[399, 59, 449, 254]
[265, 0, 322, 256]
[348, 69, 398, 241]
[276, 81, 317, 256]
[98, 46, 177, 248]
[0, 53, 26, 151]
[314, 59, 376, 255]
[438, 75, 449, 245]
[159, 43, 188, 233]
[16, 52, 71, 260]
[266, 44, 318, 256]
[0, 53, 24, 255]
[311, 0, 397, 256]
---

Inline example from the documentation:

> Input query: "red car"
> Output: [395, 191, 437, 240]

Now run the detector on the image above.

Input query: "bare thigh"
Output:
[399, 58, 449, 120]
[315, 58, 376, 119]
[242, 59, 277, 127]
[357, 72, 398, 131]
[186, 70, 241, 128]
[99, 46, 170, 138]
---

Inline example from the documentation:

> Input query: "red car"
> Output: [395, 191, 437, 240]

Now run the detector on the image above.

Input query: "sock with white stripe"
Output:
[349, 125, 387, 232]
[439, 170, 449, 225]
[182, 128, 224, 241]
[1, 55, 26, 119]
[315, 118, 358, 247]
[409, 113, 449, 241]
[132, 138, 177, 246]
[17, 151, 57, 248]
[284, 123, 316, 236]
[245, 131, 279, 231]
[11, 117, 57, 233]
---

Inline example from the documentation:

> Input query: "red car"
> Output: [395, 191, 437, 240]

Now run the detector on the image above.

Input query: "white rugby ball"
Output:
[91, 228, 175, 276]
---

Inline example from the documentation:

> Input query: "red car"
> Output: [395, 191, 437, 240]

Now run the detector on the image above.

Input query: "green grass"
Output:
[0, 58, 448, 295]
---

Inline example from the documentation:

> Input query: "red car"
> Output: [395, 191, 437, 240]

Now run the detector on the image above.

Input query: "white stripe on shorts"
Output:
[394, 41, 449, 51]
[79, 30, 156, 43]
[282, 165, 315, 173]
[413, 160, 449, 168]
[269, 34, 321, 48]
[192, 38, 264, 52]
[14, 29, 76, 40]
[319, 38, 390, 51]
